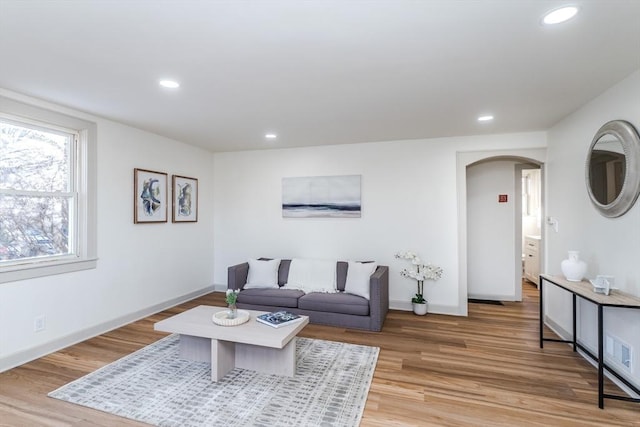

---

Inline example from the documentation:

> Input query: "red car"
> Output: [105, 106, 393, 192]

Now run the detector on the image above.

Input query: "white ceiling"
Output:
[1, 0, 639, 152]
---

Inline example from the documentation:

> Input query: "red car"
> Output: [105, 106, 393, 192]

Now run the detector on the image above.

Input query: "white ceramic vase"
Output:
[412, 302, 428, 315]
[561, 251, 587, 282]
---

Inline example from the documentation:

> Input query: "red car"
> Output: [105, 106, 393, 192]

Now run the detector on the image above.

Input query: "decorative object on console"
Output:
[171, 175, 198, 223]
[225, 289, 239, 319]
[282, 175, 361, 218]
[560, 250, 587, 282]
[134, 168, 168, 223]
[395, 250, 443, 315]
[589, 275, 615, 296]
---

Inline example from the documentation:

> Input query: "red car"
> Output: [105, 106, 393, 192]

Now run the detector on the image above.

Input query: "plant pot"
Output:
[412, 302, 428, 316]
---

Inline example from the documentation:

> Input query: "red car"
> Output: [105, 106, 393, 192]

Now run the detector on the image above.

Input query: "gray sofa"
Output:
[227, 259, 389, 331]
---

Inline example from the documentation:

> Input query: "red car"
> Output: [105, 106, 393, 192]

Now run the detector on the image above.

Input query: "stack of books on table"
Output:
[256, 310, 303, 328]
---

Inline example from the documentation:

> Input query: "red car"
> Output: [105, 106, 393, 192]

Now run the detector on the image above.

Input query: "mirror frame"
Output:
[585, 120, 640, 218]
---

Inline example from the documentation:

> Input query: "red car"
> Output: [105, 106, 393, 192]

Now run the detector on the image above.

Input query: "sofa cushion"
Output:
[298, 292, 369, 316]
[245, 258, 280, 289]
[277, 259, 292, 286]
[337, 260, 375, 292]
[237, 288, 304, 308]
[344, 261, 378, 300]
[336, 261, 348, 291]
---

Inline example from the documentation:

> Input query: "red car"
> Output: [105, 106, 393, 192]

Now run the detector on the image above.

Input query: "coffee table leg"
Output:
[235, 337, 297, 377]
[179, 335, 211, 362]
[179, 335, 297, 380]
[211, 339, 235, 381]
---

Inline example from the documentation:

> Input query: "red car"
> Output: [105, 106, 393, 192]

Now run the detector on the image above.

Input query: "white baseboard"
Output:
[0, 286, 214, 373]
[390, 299, 463, 316]
[468, 293, 517, 301]
[544, 315, 639, 399]
[543, 315, 571, 340]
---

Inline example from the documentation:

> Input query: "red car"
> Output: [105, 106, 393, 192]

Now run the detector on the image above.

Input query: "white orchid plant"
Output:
[395, 250, 443, 304]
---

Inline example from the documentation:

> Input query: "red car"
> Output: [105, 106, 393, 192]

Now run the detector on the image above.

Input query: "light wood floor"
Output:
[1, 282, 638, 426]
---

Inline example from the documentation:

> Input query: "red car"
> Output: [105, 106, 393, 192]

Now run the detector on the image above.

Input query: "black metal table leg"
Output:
[572, 293, 577, 352]
[598, 304, 604, 409]
[539, 276, 544, 348]
[538, 274, 640, 409]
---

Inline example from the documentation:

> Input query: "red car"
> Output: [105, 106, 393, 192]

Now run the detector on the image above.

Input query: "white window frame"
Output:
[0, 96, 97, 283]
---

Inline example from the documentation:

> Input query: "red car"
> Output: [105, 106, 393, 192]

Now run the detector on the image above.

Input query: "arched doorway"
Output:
[456, 148, 546, 316]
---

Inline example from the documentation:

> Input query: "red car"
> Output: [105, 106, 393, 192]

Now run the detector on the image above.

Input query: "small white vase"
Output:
[412, 302, 428, 316]
[561, 251, 587, 282]
[227, 303, 237, 319]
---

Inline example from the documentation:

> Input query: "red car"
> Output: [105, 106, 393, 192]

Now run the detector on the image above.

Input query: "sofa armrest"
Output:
[369, 265, 389, 332]
[227, 262, 249, 291]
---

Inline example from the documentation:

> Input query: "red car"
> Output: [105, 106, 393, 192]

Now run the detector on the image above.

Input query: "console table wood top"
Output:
[540, 274, 640, 308]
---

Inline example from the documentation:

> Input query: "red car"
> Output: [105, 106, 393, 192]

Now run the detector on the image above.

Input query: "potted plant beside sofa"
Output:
[395, 251, 443, 315]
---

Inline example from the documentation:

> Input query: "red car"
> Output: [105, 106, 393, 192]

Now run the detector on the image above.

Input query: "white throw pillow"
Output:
[244, 259, 281, 289]
[344, 261, 378, 300]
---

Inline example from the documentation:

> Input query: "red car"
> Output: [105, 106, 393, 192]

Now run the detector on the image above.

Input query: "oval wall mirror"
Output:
[586, 120, 640, 217]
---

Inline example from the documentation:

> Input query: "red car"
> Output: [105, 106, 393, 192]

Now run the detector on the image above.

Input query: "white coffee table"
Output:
[154, 305, 309, 381]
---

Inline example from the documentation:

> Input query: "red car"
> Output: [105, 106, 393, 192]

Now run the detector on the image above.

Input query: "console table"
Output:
[539, 274, 640, 408]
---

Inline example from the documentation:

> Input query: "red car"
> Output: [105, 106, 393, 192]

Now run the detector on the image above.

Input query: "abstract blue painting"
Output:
[282, 175, 361, 218]
[134, 168, 167, 223]
[172, 175, 198, 222]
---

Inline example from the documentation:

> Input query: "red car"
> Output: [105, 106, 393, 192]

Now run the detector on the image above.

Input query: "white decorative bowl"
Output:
[212, 309, 250, 326]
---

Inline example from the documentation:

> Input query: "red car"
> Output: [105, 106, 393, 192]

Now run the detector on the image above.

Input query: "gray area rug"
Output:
[49, 334, 379, 426]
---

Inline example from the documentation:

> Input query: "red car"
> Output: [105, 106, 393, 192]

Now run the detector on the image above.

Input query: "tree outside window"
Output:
[0, 118, 75, 263]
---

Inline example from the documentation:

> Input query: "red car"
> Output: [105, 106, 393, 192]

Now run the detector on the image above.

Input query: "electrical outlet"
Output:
[621, 344, 631, 369]
[606, 334, 632, 372]
[34, 315, 45, 332]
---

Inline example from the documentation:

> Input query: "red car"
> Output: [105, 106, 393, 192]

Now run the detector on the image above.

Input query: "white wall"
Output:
[467, 159, 520, 300]
[213, 132, 546, 314]
[545, 70, 640, 390]
[0, 90, 216, 371]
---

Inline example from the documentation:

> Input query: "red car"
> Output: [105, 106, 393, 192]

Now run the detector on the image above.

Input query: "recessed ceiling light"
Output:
[265, 133, 277, 139]
[478, 115, 494, 122]
[542, 6, 578, 25]
[159, 79, 180, 89]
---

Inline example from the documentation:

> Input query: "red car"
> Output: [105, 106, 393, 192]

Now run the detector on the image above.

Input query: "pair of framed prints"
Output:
[133, 168, 198, 223]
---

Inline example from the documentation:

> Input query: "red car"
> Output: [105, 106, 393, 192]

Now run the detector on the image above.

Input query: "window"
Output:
[1, 118, 76, 261]
[0, 96, 97, 283]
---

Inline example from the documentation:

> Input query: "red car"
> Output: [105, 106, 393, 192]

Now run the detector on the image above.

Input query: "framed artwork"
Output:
[134, 168, 168, 223]
[282, 175, 361, 218]
[172, 175, 198, 222]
